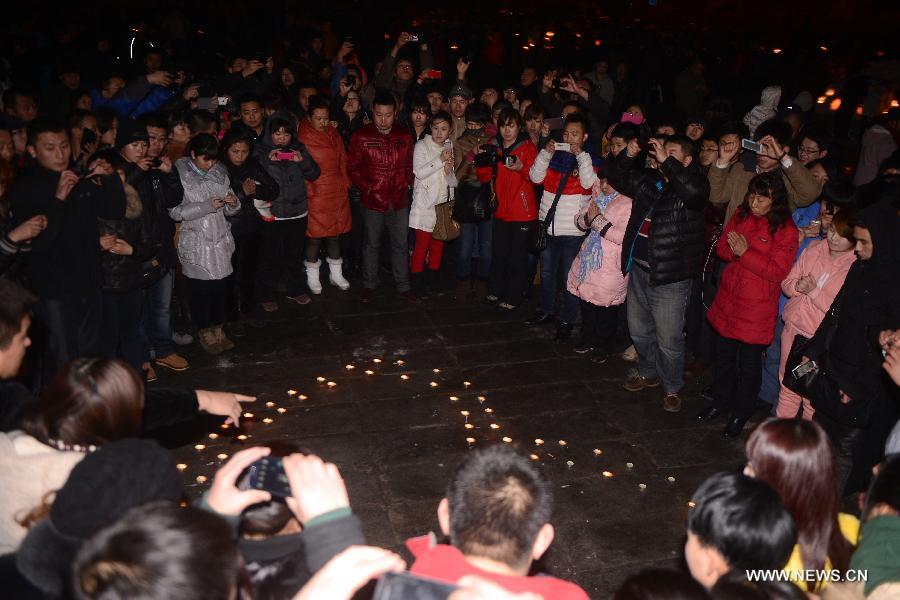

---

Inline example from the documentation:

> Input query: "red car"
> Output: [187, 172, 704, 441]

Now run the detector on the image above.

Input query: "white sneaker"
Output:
[173, 332, 194, 346]
[621, 344, 638, 363]
[327, 257, 350, 290]
[305, 260, 323, 295]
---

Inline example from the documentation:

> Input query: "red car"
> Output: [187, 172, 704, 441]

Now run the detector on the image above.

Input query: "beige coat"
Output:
[708, 159, 822, 223]
[0, 431, 84, 553]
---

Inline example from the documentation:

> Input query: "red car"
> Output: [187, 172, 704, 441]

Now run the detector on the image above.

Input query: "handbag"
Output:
[432, 188, 461, 242]
[452, 155, 498, 223]
[530, 171, 571, 253]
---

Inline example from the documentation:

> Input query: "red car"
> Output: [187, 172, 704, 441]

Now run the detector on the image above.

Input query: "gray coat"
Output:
[170, 158, 240, 280]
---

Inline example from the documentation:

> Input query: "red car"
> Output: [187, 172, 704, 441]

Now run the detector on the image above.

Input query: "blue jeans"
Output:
[758, 316, 784, 413]
[456, 220, 492, 280]
[539, 234, 582, 324]
[627, 267, 691, 394]
[141, 269, 176, 359]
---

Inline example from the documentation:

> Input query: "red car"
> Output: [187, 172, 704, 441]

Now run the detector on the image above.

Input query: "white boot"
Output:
[305, 260, 323, 295]
[327, 257, 351, 290]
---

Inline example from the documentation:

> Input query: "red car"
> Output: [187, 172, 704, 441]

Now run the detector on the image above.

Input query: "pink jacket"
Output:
[781, 238, 856, 337]
[566, 192, 633, 307]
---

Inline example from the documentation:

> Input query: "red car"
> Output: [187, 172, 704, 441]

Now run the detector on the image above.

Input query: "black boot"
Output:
[426, 269, 440, 295]
[411, 273, 428, 299]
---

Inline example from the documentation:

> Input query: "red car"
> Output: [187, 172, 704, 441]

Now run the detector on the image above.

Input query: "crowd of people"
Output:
[0, 7, 899, 599]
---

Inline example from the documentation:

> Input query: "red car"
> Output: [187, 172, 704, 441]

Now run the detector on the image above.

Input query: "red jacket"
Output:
[298, 121, 352, 237]
[406, 535, 589, 600]
[347, 123, 414, 212]
[475, 140, 539, 222]
[707, 211, 798, 345]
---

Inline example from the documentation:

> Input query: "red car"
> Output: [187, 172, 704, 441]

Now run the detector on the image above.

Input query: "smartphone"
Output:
[150, 158, 163, 168]
[217, 97, 229, 106]
[426, 69, 443, 79]
[276, 151, 295, 160]
[504, 155, 518, 166]
[741, 138, 762, 153]
[245, 457, 292, 498]
[373, 572, 457, 600]
[544, 117, 565, 131]
[408, 34, 420, 42]
[555, 142, 571, 152]
[792, 360, 818, 379]
[197, 97, 216, 110]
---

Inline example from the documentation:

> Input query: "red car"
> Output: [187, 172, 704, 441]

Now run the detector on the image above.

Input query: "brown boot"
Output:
[214, 325, 235, 351]
[198, 328, 224, 355]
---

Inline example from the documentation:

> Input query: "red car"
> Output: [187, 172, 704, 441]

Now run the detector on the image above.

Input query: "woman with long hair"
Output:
[700, 172, 798, 437]
[744, 418, 857, 593]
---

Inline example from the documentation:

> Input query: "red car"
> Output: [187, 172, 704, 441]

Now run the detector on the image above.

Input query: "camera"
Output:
[408, 34, 420, 42]
[504, 155, 518, 166]
[472, 149, 499, 167]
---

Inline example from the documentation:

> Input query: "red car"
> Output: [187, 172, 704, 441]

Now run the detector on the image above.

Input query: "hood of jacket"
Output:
[760, 85, 782, 110]
[859, 201, 899, 265]
[256, 109, 302, 154]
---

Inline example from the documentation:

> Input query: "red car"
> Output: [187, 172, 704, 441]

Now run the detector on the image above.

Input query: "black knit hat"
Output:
[114, 118, 149, 150]
[16, 439, 182, 595]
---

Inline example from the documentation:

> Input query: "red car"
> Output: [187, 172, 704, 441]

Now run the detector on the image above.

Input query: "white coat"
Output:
[410, 135, 451, 232]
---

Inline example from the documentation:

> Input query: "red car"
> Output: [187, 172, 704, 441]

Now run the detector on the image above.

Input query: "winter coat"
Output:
[453, 126, 496, 183]
[169, 158, 240, 280]
[410, 135, 453, 232]
[781, 239, 856, 338]
[254, 115, 321, 220]
[475, 137, 539, 222]
[708, 159, 822, 223]
[610, 152, 709, 286]
[347, 123, 414, 213]
[9, 166, 125, 300]
[530, 150, 597, 237]
[706, 211, 798, 345]
[567, 190, 633, 307]
[131, 165, 183, 270]
[224, 157, 280, 238]
[743, 86, 781, 137]
[298, 121, 352, 238]
[98, 177, 160, 293]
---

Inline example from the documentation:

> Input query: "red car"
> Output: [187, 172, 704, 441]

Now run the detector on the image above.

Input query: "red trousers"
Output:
[411, 229, 444, 273]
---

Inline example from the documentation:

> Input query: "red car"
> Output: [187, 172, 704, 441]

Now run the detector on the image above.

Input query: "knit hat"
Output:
[114, 118, 149, 150]
[448, 82, 473, 100]
[16, 439, 182, 595]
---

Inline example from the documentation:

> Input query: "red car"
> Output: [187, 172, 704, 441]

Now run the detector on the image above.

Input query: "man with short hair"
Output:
[0, 280, 36, 430]
[2, 88, 38, 124]
[795, 125, 830, 165]
[584, 60, 615, 106]
[611, 134, 709, 412]
[9, 118, 125, 381]
[407, 445, 589, 599]
[347, 92, 415, 302]
[448, 83, 473, 141]
[232, 94, 266, 142]
[296, 82, 318, 120]
[519, 67, 540, 103]
[709, 118, 821, 222]
[685, 471, 796, 589]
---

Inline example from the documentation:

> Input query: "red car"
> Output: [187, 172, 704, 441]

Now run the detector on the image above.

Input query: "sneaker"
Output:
[623, 369, 662, 392]
[662, 392, 683, 413]
[620, 344, 638, 363]
[573, 338, 595, 354]
[524, 312, 554, 327]
[261, 301, 279, 312]
[286, 293, 312, 305]
[485, 294, 499, 304]
[143, 363, 158, 383]
[155, 353, 190, 372]
[590, 352, 609, 365]
[172, 331, 194, 346]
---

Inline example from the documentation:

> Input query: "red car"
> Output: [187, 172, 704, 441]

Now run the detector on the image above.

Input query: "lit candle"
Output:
[476, 396, 486, 403]
[688, 501, 696, 508]
[529, 454, 539, 460]
[220, 424, 230, 430]
[396, 360, 405, 366]
[460, 410, 470, 416]
[263, 418, 273, 424]
[638, 483, 647, 490]
[345, 364, 355, 370]
[373, 358, 382, 364]
[558, 440, 567, 446]
[237, 434, 248, 441]
[299, 394, 308, 400]
[400, 374, 409, 380]
[449, 396, 459, 401]
[667, 476, 676, 483]
[484, 408, 493, 414]
[287, 390, 297, 395]
[365, 370, 374, 375]
[463, 381, 472, 388]
[316, 377, 326, 383]
[433, 368, 441, 373]
[217, 453, 228, 460]
[196, 475, 208, 484]
[534, 438, 545, 445]
[466, 437, 476, 444]
[464, 423, 475, 429]
[277, 408, 287, 414]
[208, 433, 218, 440]
[429, 381, 438, 388]
[194, 444, 205, 450]
[265, 401, 275, 407]
[566, 460, 574, 467]
[176, 463, 187, 471]
[489, 423, 500, 430]
[602, 471, 614, 478]
[593, 448, 603, 456]
[502, 437, 513, 443]
[326, 381, 336, 387]
[243, 412, 254, 419]
[626, 462, 634, 469]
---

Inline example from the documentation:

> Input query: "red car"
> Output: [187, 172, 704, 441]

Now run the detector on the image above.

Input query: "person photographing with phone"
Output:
[527, 113, 597, 340]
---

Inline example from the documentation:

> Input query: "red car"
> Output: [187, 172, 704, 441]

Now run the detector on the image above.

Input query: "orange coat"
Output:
[298, 121, 352, 238]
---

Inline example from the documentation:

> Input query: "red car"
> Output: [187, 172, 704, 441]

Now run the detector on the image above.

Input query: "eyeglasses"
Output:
[798, 145, 821, 155]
